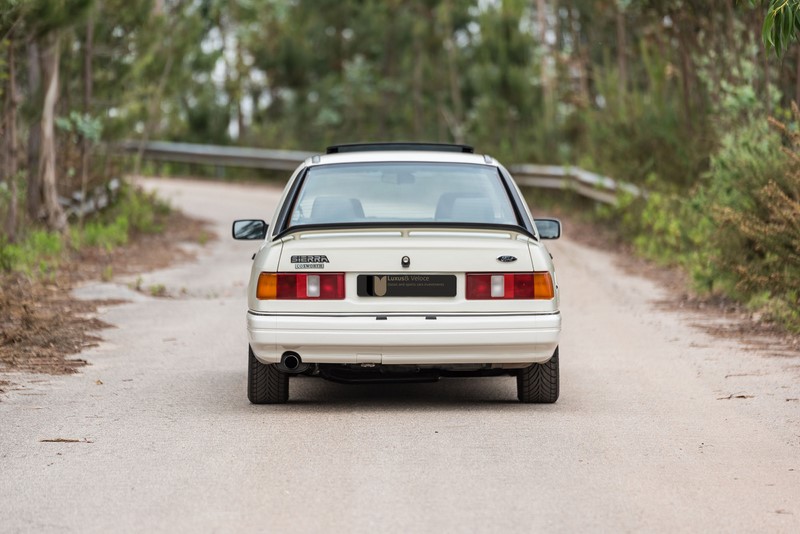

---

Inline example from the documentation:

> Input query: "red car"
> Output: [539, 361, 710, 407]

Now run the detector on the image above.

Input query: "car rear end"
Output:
[236, 145, 562, 403]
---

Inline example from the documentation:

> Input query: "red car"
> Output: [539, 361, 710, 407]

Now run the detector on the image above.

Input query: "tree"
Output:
[22, 0, 92, 231]
[1, 7, 22, 241]
[2, 34, 19, 241]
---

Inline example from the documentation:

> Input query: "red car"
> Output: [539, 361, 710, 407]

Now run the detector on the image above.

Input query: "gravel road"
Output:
[1, 177, 798, 533]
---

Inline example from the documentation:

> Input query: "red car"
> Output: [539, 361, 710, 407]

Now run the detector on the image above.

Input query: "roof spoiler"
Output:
[326, 142, 475, 154]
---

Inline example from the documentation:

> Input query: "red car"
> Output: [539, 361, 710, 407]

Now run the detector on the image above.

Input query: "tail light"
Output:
[466, 272, 554, 300]
[257, 273, 345, 300]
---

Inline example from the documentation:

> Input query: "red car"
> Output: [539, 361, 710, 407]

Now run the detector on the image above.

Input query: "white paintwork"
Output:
[248, 150, 561, 366]
[248, 312, 561, 365]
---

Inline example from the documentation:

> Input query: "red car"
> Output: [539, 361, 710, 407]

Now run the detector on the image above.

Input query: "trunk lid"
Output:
[262, 227, 553, 314]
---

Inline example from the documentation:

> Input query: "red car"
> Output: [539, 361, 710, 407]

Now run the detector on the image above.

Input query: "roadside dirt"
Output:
[0, 210, 211, 377]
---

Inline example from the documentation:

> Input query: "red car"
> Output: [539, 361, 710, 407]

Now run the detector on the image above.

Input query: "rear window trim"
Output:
[274, 221, 536, 240]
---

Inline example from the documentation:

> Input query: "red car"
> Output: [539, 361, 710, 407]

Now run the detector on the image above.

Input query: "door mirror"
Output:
[232, 219, 268, 240]
[534, 218, 561, 240]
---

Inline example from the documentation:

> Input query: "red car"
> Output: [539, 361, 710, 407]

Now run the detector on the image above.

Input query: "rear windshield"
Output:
[288, 162, 518, 227]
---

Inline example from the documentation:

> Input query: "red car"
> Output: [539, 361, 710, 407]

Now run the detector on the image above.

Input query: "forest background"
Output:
[0, 0, 798, 331]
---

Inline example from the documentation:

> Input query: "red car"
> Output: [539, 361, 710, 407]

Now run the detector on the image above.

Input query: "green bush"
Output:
[0, 230, 63, 275]
[608, 112, 798, 331]
[0, 238, 16, 271]
[706, 113, 799, 330]
[703, 116, 789, 295]
[74, 216, 129, 251]
[111, 184, 170, 235]
[0, 180, 173, 277]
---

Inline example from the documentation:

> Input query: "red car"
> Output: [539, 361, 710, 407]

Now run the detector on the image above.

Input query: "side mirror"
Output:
[232, 219, 268, 240]
[534, 218, 561, 240]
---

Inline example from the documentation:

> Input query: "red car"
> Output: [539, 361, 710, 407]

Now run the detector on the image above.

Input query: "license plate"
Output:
[357, 274, 457, 297]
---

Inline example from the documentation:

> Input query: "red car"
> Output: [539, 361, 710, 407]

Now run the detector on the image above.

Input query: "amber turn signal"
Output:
[532, 272, 554, 300]
[256, 272, 278, 299]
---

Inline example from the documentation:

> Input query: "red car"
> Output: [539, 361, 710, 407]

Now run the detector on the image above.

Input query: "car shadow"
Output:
[212, 371, 565, 413]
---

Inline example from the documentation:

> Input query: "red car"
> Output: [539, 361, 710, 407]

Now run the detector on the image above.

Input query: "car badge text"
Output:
[291, 255, 329, 269]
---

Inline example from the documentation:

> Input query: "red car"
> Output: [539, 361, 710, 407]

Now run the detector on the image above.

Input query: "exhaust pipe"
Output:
[277, 351, 310, 374]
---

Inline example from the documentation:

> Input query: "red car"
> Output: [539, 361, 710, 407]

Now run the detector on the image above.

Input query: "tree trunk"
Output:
[675, 15, 694, 133]
[443, 0, 464, 143]
[761, 20, 771, 111]
[412, 25, 423, 137]
[616, 5, 628, 106]
[4, 34, 19, 241]
[537, 0, 554, 128]
[80, 10, 95, 228]
[26, 40, 42, 221]
[38, 31, 67, 232]
[795, 50, 800, 105]
[570, 6, 590, 107]
[236, 39, 246, 140]
[134, 53, 173, 176]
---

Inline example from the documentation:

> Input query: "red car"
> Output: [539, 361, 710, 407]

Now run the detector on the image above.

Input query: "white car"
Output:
[233, 143, 561, 404]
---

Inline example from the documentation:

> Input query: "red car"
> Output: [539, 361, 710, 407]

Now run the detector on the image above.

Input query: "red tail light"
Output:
[257, 273, 345, 300]
[466, 272, 554, 300]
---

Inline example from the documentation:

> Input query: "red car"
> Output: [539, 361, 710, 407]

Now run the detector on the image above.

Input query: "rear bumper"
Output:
[247, 311, 560, 365]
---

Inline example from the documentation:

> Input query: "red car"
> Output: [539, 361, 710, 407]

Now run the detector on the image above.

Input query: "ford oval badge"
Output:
[497, 255, 517, 263]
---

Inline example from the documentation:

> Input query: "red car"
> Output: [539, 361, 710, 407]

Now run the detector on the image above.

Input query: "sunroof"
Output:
[326, 142, 475, 154]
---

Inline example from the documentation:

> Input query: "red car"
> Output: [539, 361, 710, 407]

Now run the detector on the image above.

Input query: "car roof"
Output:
[306, 150, 496, 167]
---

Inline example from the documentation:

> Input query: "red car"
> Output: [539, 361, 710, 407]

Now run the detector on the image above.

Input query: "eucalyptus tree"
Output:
[20, 0, 92, 231]
[1, 1, 23, 240]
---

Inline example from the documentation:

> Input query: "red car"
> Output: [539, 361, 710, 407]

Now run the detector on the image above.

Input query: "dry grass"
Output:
[0, 211, 211, 376]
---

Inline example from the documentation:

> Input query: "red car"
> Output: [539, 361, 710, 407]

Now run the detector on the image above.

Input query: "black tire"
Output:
[248, 346, 289, 404]
[517, 347, 559, 404]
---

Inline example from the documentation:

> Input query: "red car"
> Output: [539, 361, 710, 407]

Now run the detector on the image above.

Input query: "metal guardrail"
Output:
[116, 140, 314, 172]
[58, 178, 121, 219]
[116, 140, 643, 205]
[508, 164, 643, 205]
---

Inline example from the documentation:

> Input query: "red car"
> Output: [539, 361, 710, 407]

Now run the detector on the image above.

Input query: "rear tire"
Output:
[248, 346, 289, 404]
[517, 347, 559, 403]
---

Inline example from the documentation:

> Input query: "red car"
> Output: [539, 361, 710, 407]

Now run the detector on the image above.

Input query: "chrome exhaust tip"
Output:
[277, 352, 309, 374]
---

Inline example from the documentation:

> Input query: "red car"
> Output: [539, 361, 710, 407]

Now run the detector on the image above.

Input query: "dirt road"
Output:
[1, 178, 798, 533]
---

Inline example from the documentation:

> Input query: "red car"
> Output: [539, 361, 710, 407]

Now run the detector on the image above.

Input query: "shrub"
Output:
[704, 114, 791, 293]
[112, 184, 171, 235]
[0, 230, 63, 275]
[0, 180, 172, 276]
[77, 216, 129, 251]
[705, 111, 800, 330]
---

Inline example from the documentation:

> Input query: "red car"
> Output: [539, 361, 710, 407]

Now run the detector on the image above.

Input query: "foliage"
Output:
[0, 182, 170, 274]
[701, 116, 789, 292]
[709, 110, 800, 329]
[111, 184, 171, 235]
[618, 110, 798, 331]
[0, 230, 62, 275]
[754, 0, 800, 56]
[70, 216, 128, 251]
[55, 111, 102, 143]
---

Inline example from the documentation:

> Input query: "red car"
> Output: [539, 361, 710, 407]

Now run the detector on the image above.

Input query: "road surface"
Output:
[1, 177, 798, 533]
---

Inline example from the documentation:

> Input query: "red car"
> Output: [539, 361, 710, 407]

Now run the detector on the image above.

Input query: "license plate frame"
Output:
[356, 274, 457, 297]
